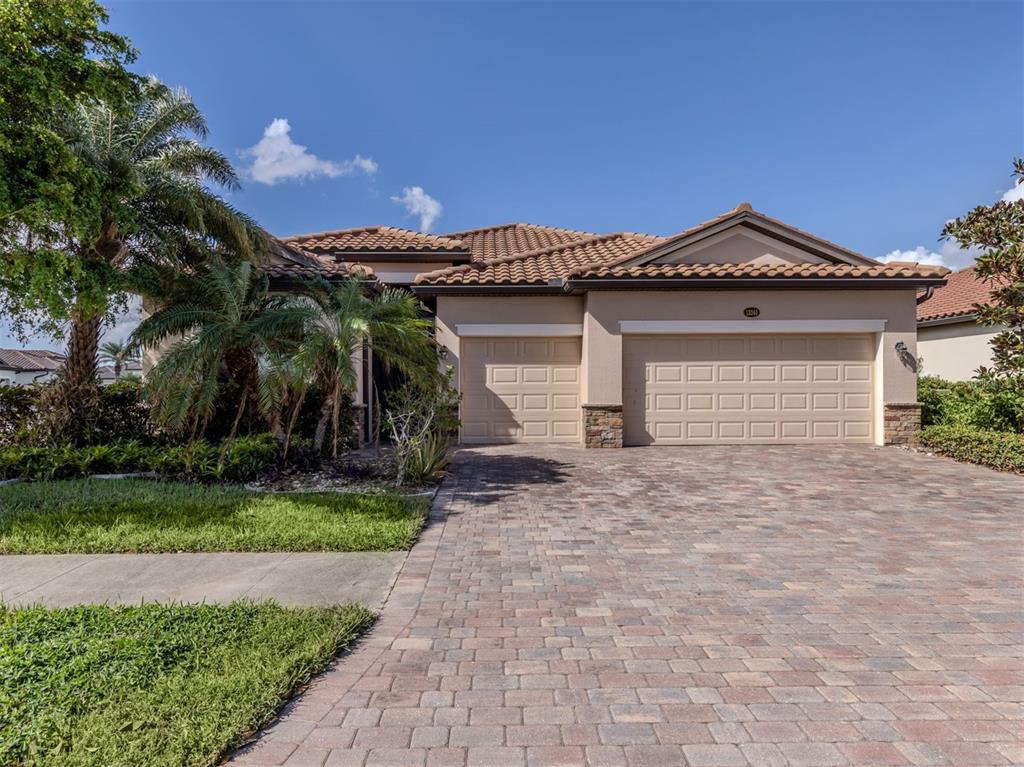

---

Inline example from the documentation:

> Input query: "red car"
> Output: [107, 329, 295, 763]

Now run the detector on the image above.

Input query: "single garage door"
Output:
[624, 334, 874, 445]
[460, 337, 581, 443]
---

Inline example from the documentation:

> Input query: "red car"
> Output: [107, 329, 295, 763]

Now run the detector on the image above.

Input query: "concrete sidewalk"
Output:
[0, 551, 405, 608]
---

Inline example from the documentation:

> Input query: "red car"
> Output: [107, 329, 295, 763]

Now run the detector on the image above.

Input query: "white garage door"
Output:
[624, 334, 874, 445]
[461, 337, 581, 443]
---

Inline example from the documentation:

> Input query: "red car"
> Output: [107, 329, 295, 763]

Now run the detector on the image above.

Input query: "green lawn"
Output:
[0, 479, 428, 553]
[0, 601, 373, 766]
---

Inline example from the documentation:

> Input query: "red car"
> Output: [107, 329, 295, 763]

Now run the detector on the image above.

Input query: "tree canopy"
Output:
[943, 158, 1024, 381]
[0, 0, 141, 335]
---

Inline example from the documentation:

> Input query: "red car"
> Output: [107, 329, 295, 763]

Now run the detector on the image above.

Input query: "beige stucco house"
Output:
[916, 265, 1002, 381]
[274, 204, 947, 448]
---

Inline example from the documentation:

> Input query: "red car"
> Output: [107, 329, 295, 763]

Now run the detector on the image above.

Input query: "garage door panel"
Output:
[461, 338, 581, 444]
[624, 334, 874, 445]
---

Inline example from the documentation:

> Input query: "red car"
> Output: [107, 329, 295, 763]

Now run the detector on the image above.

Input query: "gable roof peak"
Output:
[735, 201, 754, 213]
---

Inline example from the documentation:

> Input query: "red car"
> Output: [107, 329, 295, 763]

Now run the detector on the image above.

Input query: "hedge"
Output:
[0, 434, 279, 482]
[918, 425, 1024, 474]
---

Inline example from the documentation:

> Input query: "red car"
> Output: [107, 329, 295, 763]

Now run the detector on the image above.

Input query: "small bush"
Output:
[385, 371, 458, 486]
[0, 385, 38, 447]
[919, 425, 1024, 473]
[0, 434, 280, 482]
[917, 376, 1024, 433]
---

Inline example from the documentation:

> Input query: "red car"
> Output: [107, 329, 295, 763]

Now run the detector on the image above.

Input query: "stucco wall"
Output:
[656, 230, 829, 265]
[435, 289, 921, 446]
[918, 321, 1000, 381]
[583, 289, 919, 433]
[0, 369, 58, 386]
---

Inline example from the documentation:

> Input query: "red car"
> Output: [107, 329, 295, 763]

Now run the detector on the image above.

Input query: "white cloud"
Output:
[102, 297, 142, 346]
[391, 186, 442, 232]
[242, 118, 377, 185]
[879, 240, 982, 271]
[1002, 183, 1024, 203]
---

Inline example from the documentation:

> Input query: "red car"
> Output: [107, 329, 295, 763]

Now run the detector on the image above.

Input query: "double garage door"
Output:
[624, 334, 875, 445]
[458, 333, 874, 445]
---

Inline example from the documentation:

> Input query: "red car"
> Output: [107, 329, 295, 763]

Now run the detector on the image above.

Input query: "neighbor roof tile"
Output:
[917, 265, 1002, 322]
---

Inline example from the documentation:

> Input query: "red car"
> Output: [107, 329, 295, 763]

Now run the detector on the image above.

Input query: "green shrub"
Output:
[94, 377, 154, 443]
[917, 376, 1024, 433]
[0, 385, 40, 447]
[403, 429, 451, 486]
[0, 434, 280, 482]
[919, 425, 1024, 473]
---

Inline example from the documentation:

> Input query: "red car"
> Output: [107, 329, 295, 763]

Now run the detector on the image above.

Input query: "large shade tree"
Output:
[944, 158, 1024, 382]
[1, 0, 139, 273]
[4, 78, 264, 441]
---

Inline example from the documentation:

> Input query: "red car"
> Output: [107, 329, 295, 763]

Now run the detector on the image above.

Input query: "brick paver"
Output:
[232, 445, 1023, 766]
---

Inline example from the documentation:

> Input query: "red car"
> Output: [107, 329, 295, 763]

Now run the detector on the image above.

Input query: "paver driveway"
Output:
[233, 446, 1023, 767]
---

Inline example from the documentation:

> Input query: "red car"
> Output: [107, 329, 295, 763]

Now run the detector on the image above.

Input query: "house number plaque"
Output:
[743, 307, 760, 317]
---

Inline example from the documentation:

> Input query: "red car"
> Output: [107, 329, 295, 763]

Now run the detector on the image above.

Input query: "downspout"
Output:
[916, 287, 934, 304]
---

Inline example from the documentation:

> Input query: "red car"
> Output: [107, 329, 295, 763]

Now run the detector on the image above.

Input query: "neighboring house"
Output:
[98, 361, 143, 383]
[0, 348, 141, 386]
[269, 203, 948, 448]
[0, 348, 65, 386]
[916, 265, 1004, 381]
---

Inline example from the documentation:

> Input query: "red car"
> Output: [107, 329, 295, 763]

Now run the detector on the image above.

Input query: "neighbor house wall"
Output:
[918, 321, 1001, 381]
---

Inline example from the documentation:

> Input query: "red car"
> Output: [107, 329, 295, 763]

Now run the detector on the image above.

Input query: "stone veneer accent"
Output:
[583, 404, 623, 448]
[884, 402, 922, 446]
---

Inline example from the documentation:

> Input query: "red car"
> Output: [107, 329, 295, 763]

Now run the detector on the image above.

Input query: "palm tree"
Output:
[53, 79, 264, 438]
[256, 351, 313, 459]
[294, 278, 436, 458]
[131, 258, 305, 441]
[97, 340, 139, 379]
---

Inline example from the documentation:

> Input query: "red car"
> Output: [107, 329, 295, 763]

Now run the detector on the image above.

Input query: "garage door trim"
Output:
[457, 323, 583, 337]
[620, 320, 887, 334]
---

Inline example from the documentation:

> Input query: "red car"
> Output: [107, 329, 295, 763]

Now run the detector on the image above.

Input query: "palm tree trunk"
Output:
[59, 307, 103, 443]
[331, 380, 342, 459]
[283, 387, 307, 461]
[313, 397, 331, 454]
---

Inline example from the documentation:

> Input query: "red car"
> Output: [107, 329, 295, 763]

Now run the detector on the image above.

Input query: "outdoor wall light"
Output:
[895, 341, 908, 353]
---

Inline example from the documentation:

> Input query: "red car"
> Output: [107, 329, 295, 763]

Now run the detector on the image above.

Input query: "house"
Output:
[0, 348, 141, 387]
[272, 203, 948, 448]
[916, 265, 1003, 381]
[0, 348, 65, 386]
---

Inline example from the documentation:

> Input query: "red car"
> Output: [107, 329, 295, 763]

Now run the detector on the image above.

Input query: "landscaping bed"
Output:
[0, 479, 428, 554]
[915, 375, 1023, 473]
[0, 601, 373, 766]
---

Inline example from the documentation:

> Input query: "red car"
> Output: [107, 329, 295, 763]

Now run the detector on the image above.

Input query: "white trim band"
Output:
[456, 323, 584, 337]
[618, 320, 887, 334]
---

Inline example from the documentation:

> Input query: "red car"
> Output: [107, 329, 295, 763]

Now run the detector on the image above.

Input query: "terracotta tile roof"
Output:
[443, 223, 598, 261]
[262, 259, 374, 281]
[282, 226, 467, 255]
[621, 202, 877, 267]
[416, 233, 664, 286]
[571, 262, 950, 281]
[0, 348, 64, 372]
[917, 264, 1000, 322]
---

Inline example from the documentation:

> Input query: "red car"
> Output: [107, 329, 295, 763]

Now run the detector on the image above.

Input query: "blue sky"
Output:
[4, 0, 1022, 349]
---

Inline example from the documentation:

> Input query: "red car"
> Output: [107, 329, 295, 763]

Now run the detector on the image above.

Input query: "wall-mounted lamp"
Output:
[895, 341, 908, 353]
